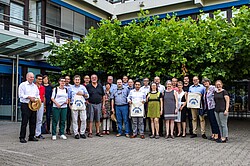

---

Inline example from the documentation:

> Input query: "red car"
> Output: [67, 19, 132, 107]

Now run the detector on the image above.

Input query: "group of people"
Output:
[18, 73, 230, 144]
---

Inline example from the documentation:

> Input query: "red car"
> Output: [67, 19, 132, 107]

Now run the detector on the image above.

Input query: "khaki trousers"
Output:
[191, 108, 205, 135]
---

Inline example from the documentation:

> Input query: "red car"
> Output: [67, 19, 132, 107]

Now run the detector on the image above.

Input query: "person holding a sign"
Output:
[69, 75, 89, 139]
[51, 77, 69, 140]
[188, 76, 207, 139]
[163, 80, 178, 139]
[128, 80, 146, 139]
[19, 72, 40, 143]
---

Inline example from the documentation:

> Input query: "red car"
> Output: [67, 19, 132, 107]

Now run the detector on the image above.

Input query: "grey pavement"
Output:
[0, 118, 250, 166]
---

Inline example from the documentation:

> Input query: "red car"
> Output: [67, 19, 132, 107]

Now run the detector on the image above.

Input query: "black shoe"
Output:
[208, 136, 214, 140]
[36, 135, 45, 139]
[20, 138, 27, 143]
[96, 133, 103, 137]
[216, 139, 227, 143]
[75, 134, 80, 139]
[190, 134, 197, 138]
[28, 137, 38, 141]
[80, 134, 86, 139]
[202, 134, 207, 139]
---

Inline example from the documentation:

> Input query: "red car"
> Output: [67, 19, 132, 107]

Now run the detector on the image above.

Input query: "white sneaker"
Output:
[52, 135, 56, 140]
[60, 135, 67, 140]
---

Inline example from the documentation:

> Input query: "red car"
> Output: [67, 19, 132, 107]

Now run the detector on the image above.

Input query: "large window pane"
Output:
[10, 2, 24, 25]
[46, 2, 60, 27]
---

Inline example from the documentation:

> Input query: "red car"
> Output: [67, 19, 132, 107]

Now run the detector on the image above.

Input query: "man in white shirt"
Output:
[140, 78, 151, 135]
[154, 76, 165, 93]
[64, 75, 72, 135]
[19, 72, 40, 143]
[128, 80, 146, 139]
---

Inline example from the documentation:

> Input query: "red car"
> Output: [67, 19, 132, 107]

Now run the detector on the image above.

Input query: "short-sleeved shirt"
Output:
[110, 87, 129, 105]
[68, 84, 89, 104]
[214, 90, 229, 112]
[189, 84, 205, 95]
[183, 84, 190, 92]
[86, 83, 105, 104]
[51, 87, 68, 108]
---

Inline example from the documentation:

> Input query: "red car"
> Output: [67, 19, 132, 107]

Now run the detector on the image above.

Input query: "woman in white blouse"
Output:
[51, 77, 69, 140]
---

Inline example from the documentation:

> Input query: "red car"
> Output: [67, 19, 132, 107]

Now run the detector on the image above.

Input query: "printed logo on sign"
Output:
[189, 98, 199, 105]
[133, 107, 142, 114]
[75, 100, 84, 107]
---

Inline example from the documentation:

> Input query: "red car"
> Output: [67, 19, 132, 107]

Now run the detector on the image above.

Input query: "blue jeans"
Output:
[207, 109, 220, 135]
[115, 105, 130, 135]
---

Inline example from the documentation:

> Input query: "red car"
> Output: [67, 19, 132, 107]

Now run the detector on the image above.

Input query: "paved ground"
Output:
[0, 118, 249, 166]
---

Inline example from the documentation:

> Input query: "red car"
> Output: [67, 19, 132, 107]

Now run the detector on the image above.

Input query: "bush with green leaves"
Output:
[48, 6, 250, 82]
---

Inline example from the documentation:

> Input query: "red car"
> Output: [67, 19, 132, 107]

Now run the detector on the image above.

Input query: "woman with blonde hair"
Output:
[214, 80, 230, 143]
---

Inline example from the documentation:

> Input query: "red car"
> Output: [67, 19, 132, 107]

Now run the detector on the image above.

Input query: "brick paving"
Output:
[0, 118, 249, 166]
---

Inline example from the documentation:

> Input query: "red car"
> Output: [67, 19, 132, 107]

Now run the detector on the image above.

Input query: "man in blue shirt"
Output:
[68, 75, 89, 139]
[111, 79, 130, 137]
[103, 76, 117, 93]
[188, 76, 207, 139]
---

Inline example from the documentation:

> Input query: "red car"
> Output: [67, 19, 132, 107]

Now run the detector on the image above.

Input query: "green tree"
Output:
[47, 6, 250, 82]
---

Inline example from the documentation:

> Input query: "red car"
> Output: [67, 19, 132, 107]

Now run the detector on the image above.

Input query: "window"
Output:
[36, 1, 41, 25]
[29, 0, 41, 29]
[85, 16, 98, 34]
[74, 12, 85, 35]
[46, 2, 61, 27]
[10, 2, 24, 25]
[0, 5, 4, 21]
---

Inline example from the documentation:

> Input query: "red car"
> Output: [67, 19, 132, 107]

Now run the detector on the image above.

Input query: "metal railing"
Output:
[0, 13, 83, 44]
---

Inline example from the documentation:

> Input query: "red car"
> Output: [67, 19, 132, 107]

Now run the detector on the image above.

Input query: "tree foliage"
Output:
[48, 6, 250, 81]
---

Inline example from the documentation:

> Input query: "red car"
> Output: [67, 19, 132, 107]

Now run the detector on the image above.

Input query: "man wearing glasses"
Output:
[128, 80, 146, 139]
[140, 78, 151, 135]
[35, 74, 46, 139]
[188, 76, 207, 139]
[111, 79, 130, 137]
[68, 75, 89, 139]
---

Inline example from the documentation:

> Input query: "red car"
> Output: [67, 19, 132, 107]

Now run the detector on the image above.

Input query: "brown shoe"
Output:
[66, 130, 71, 135]
[125, 134, 130, 138]
[140, 135, 145, 139]
[88, 133, 93, 138]
[116, 134, 122, 137]
[130, 135, 137, 138]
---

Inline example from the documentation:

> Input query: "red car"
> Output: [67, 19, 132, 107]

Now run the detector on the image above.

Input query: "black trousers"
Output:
[159, 115, 164, 136]
[19, 103, 37, 139]
[143, 103, 152, 134]
[66, 105, 71, 131]
[187, 108, 193, 134]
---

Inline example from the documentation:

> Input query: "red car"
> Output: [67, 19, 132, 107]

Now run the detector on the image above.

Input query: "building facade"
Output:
[0, 0, 249, 120]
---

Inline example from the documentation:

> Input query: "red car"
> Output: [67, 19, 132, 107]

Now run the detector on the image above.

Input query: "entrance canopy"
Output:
[0, 32, 51, 59]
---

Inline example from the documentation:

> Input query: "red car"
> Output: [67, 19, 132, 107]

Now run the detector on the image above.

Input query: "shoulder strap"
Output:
[54, 87, 58, 99]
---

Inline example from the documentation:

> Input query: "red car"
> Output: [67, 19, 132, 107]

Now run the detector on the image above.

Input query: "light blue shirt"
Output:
[140, 85, 150, 96]
[110, 86, 129, 105]
[189, 84, 205, 95]
[103, 83, 117, 94]
[69, 85, 89, 104]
